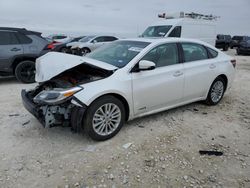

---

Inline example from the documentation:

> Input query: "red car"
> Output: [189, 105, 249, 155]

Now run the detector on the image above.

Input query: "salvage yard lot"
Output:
[0, 49, 249, 188]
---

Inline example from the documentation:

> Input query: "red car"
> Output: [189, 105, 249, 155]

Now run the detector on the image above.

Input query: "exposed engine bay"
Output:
[23, 63, 114, 129]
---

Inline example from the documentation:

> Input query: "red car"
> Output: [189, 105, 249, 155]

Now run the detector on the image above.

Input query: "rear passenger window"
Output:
[142, 43, 179, 68]
[206, 47, 218, 58]
[93, 37, 105, 42]
[104, 37, 118, 42]
[16, 33, 32, 44]
[181, 43, 208, 62]
[168, 26, 181, 37]
[0, 31, 19, 45]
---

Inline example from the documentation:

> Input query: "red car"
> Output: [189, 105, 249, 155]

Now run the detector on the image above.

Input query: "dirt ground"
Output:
[0, 49, 249, 188]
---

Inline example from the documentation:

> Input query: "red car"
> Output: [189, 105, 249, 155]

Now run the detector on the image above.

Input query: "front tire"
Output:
[237, 48, 242, 55]
[223, 44, 229, 51]
[60, 47, 68, 53]
[205, 77, 226, 105]
[81, 48, 91, 56]
[84, 96, 125, 141]
[15, 60, 35, 83]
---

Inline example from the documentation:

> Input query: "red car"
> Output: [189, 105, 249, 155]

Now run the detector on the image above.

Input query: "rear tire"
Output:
[15, 60, 35, 83]
[83, 95, 125, 141]
[205, 77, 226, 105]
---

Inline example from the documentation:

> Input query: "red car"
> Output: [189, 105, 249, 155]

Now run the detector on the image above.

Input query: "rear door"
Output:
[181, 42, 216, 102]
[0, 31, 23, 72]
[132, 42, 184, 115]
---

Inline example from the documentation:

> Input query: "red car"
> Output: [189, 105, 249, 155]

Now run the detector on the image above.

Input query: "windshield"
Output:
[71, 36, 85, 42]
[87, 40, 150, 68]
[79, 36, 96, 42]
[141, 25, 172, 37]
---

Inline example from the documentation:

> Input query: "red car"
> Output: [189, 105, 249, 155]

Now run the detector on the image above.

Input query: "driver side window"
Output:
[92, 37, 105, 43]
[141, 43, 179, 68]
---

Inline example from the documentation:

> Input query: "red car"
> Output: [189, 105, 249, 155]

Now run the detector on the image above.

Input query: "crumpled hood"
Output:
[35, 52, 117, 82]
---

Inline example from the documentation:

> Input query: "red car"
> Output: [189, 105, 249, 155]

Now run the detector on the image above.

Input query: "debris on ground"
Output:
[138, 125, 145, 128]
[193, 108, 199, 112]
[199, 150, 223, 156]
[122, 143, 133, 149]
[80, 145, 96, 152]
[9, 113, 20, 117]
[22, 120, 30, 126]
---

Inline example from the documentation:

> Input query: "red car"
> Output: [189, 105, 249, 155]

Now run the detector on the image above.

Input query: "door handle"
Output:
[173, 71, 183, 77]
[209, 64, 216, 69]
[11, 48, 21, 52]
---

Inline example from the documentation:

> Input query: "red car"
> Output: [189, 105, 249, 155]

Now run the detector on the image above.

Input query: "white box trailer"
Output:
[141, 12, 218, 46]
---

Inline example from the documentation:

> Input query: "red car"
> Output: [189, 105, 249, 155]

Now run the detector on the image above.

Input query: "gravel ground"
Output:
[0, 49, 249, 188]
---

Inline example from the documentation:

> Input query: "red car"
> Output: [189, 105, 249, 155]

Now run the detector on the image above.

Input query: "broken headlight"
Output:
[33, 87, 82, 104]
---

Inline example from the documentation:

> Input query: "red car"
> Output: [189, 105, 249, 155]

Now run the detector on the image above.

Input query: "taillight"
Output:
[44, 41, 60, 50]
[46, 43, 55, 49]
[231, 59, 236, 68]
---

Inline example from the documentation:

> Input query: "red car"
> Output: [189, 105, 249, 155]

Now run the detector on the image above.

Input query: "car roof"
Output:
[120, 37, 211, 45]
[0, 27, 41, 36]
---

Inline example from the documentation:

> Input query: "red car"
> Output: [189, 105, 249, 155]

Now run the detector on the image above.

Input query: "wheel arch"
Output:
[205, 74, 229, 99]
[87, 93, 130, 121]
[216, 74, 228, 91]
[12, 55, 37, 73]
[81, 47, 91, 52]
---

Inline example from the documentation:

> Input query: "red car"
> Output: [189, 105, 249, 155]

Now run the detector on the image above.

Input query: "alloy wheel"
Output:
[211, 81, 224, 103]
[92, 103, 121, 136]
[20, 64, 35, 82]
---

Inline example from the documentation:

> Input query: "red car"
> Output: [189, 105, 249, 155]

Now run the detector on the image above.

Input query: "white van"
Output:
[141, 12, 217, 46]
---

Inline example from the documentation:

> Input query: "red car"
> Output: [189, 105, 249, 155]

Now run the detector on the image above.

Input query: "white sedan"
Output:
[69, 35, 119, 55]
[22, 38, 236, 141]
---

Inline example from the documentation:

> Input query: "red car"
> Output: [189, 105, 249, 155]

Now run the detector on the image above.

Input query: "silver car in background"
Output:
[69, 35, 118, 55]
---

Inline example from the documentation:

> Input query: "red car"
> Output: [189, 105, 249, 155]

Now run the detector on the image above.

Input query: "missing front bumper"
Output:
[21, 90, 86, 129]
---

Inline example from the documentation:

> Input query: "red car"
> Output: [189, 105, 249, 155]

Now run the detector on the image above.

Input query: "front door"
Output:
[132, 43, 184, 115]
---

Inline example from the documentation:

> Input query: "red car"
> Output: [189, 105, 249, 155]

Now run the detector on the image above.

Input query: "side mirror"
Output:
[138, 60, 156, 71]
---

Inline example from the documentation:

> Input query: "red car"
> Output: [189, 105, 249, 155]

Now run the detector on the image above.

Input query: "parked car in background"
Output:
[53, 36, 85, 53]
[66, 36, 89, 50]
[215, 34, 232, 51]
[237, 37, 250, 55]
[230, 36, 244, 49]
[70, 35, 119, 55]
[0, 27, 48, 83]
[46, 34, 72, 43]
[41, 36, 86, 55]
[141, 12, 217, 46]
[22, 38, 235, 141]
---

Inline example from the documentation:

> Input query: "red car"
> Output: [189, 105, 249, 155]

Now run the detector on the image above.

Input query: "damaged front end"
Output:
[21, 52, 115, 130]
[22, 82, 85, 128]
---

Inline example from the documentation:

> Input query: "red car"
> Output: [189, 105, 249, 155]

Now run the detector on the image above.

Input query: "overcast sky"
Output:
[0, 0, 249, 37]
